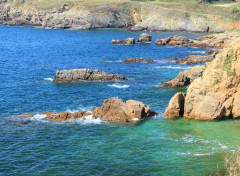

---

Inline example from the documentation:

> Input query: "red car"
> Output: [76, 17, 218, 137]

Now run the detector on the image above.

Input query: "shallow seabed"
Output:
[0, 26, 239, 175]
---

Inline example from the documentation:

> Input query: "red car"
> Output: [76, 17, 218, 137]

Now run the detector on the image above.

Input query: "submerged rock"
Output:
[137, 33, 152, 43]
[165, 38, 240, 120]
[53, 69, 127, 83]
[92, 97, 156, 122]
[164, 93, 186, 118]
[19, 113, 35, 118]
[160, 66, 205, 87]
[122, 57, 154, 63]
[111, 38, 135, 45]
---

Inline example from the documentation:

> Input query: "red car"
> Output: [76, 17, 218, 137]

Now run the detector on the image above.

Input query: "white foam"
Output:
[132, 118, 140, 121]
[154, 66, 192, 70]
[74, 114, 103, 124]
[44, 78, 53, 81]
[187, 51, 205, 54]
[107, 84, 130, 89]
[177, 152, 212, 157]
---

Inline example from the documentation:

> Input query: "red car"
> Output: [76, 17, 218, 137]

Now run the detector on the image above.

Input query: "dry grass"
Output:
[225, 151, 240, 176]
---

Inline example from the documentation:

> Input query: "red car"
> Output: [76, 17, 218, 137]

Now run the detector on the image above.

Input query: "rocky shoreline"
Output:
[1, 1, 240, 32]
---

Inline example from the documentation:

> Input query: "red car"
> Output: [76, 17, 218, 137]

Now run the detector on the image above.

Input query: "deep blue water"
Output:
[1, 26, 240, 176]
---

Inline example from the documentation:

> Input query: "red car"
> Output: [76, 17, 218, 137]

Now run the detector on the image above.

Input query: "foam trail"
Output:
[154, 66, 192, 70]
[107, 84, 130, 88]
[44, 78, 53, 81]
[187, 51, 205, 54]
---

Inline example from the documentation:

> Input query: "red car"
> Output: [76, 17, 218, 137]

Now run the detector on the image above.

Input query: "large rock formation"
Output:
[53, 69, 127, 83]
[164, 93, 186, 118]
[137, 33, 152, 43]
[155, 34, 240, 49]
[122, 57, 154, 63]
[160, 66, 205, 87]
[92, 97, 156, 122]
[165, 38, 240, 120]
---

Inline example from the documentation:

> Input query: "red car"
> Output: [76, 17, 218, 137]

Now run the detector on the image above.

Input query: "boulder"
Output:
[137, 33, 152, 43]
[164, 93, 186, 118]
[53, 69, 127, 83]
[111, 40, 125, 45]
[176, 55, 214, 65]
[160, 66, 205, 87]
[167, 57, 179, 62]
[125, 38, 135, 45]
[111, 38, 135, 45]
[122, 57, 154, 63]
[91, 97, 155, 122]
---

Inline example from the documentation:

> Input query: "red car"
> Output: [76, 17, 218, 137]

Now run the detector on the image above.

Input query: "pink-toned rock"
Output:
[164, 93, 186, 118]
[92, 97, 155, 122]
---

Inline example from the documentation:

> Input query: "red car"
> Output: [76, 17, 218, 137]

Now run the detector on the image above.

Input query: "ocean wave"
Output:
[177, 152, 213, 157]
[107, 84, 130, 88]
[44, 78, 53, 81]
[154, 66, 192, 70]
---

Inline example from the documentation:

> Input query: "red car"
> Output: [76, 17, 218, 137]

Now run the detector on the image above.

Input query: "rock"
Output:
[19, 113, 35, 118]
[137, 33, 152, 43]
[40, 111, 90, 121]
[176, 55, 214, 65]
[205, 49, 220, 56]
[111, 40, 125, 45]
[155, 34, 240, 49]
[53, 69, 127, 83]
[91, 97, 156, 122]
[111, 38, 135, 45]
[122, 57, 154, 63]
[167, 58, 179, 62]
[125, 38, 135, 45]
[166, 38, 240, 120]
[160, 66, 205, 87]
[155, 36, 191, 46]
[19, 111, 90, 121]
[164, 93, 186, 118]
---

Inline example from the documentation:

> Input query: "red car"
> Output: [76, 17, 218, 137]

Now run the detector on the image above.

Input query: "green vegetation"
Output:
[212, 79, 219, 86]
[223, 50, 236, 77]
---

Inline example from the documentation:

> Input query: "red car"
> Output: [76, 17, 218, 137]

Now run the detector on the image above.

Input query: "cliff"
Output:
[0, 0, 240, 32]
[165, 37, 240, 120]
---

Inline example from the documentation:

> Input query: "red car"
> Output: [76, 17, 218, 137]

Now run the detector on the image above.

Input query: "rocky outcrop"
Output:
[167, 55, 214, 65]
[176, 55, 214, 65]
[91, 97, 156, 122]
[42, 111, 90, 121]
[53, 69, 127, 83]
[111, 38, 135, 45]
[137, 33, 152, 43]
[122, 57, 154, 63]
[155, 34, 240, 49]
[205, 49, 220, 56]
[164, 93, 186, 118]
[165, 38, 240, 120]
[160, 66, 205, 87]
[19, 98, 156, 122]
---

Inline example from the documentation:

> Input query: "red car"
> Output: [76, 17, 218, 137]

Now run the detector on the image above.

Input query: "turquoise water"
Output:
[1, 26, 240, 175]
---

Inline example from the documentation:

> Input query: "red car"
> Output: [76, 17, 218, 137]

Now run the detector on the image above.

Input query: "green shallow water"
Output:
[1, 117, 240, 175]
